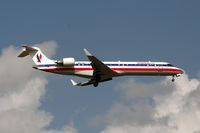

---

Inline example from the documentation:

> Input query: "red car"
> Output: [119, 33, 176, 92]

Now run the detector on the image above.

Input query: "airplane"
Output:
[18, 45, 184, 87]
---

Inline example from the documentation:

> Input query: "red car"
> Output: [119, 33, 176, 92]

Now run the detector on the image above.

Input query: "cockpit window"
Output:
[167, 64, 173, 66]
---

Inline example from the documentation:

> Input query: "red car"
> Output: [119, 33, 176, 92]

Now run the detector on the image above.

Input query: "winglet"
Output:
[83, 48, 92, 56]
[70, 79, 78, 86]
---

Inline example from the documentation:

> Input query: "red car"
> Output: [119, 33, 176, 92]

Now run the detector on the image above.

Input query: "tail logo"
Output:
[36, 54, 42, 63]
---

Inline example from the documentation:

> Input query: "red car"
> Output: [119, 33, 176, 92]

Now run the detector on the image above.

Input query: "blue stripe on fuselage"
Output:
[38, 64, 56, 67]
[37, 63, 172, 67]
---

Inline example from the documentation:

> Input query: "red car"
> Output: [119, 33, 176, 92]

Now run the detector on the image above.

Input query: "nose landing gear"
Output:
[171, 74, 180, 82]
[172, 76, 175, 82]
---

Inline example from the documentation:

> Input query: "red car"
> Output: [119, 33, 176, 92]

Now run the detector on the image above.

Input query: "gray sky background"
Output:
[0, 1, 200, 133]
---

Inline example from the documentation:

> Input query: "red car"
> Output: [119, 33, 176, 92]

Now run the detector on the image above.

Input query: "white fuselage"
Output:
[18, 46, 184, 86]
[37, 61, 184, 78]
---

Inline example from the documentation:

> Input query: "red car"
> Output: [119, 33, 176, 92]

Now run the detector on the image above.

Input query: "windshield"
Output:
[167, 64, 174, 67]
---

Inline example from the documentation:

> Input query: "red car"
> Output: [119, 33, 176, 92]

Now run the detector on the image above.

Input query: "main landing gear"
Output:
[93, 74, 100, 87]
[93, 82, 99, 87]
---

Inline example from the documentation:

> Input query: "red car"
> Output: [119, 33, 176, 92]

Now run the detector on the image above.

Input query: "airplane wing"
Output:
[83, 48, 118, 78]
[70, 49, 117, 87]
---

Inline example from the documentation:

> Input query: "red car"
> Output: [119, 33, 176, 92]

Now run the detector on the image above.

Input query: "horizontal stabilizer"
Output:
[18, 51, 29, 57]
[18, 45, 38, 57]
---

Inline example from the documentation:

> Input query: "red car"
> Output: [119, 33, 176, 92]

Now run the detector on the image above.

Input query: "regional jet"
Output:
[18, 46, 184, 87]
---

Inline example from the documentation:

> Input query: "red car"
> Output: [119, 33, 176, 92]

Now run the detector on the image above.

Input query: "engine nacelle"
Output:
[57, 58, 75, 66]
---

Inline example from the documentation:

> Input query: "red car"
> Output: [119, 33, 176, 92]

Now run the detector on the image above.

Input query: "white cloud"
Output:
[100, 74, 200, 133]
[3, 41, 200, 133]
[0, 41, 77, 133]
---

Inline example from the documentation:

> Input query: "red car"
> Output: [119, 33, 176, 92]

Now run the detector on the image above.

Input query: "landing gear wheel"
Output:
[172, 75, 175, 82]
[93, 82, 98, 87]
[93, 74, 100, 87]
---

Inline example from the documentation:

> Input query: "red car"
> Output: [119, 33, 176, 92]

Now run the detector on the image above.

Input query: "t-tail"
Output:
[18, 45, 55, 65]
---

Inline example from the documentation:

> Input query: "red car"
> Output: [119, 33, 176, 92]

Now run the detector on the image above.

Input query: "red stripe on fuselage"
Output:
[112, 68, 183, 73]
[40, 67, 183, 73]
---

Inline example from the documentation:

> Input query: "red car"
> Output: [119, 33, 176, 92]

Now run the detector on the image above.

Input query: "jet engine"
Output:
[57, 58, 75, 66]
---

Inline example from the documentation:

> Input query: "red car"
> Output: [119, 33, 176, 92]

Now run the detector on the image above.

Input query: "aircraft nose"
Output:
[178, 68, 184, 74]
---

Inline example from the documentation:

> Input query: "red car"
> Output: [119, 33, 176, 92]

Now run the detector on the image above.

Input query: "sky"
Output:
[0, 0, 200, 133]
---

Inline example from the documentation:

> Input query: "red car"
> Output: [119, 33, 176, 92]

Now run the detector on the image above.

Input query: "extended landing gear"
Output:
[172, 76, 175, 82]
[171, 74, 181, 82]
[93, 74, 100, 87]
[172, 74, 180, 82]
[93, 82, 99, 87]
